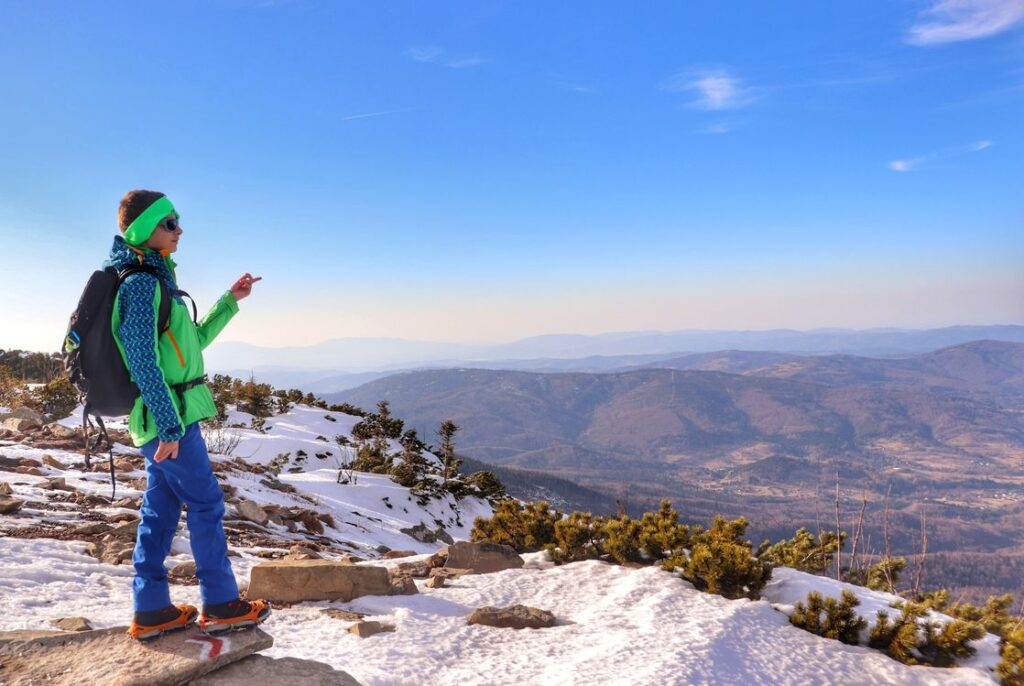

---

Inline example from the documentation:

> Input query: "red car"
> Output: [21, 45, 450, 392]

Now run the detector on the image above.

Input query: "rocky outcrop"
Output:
[246, 560, 392, 603]
[50, 617, 92, 632]
[0, 481, 13, 495]
[169, 561, 197, 584]
[0, 407, 44, 432]
[388, 575, 418, 596]
[0, 625, 272, 686]
[191, 654, 363, 685]
[348, 621, 394, 638]
[236, 499, 269, 526]
[86, 520, 140, 565]
[0, 497, 25, 514]
[425, 575, 445, 589]
[444, 541, 524, 575]
[467, 605, 556, 630]
[383, 549, 416, 559]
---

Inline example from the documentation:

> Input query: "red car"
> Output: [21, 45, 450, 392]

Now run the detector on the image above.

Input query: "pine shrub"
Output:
[31, 375, 78, 419]
[681, 516, 772, 600]
[999, 627, 1024, 686]
[760, 527, 844, 574]
[637, 500, 690, 561]
[549, 511, 605, 563]
[603, 516, 646, 564]
[471, 499, 560, 552]
[869, 602, 983, 667]
[789, 590, 866, 645]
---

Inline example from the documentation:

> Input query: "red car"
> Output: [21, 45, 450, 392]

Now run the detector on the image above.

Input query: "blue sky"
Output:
[1, 0, 1022, 351]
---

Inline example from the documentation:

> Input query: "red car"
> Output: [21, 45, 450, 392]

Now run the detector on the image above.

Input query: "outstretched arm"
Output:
[195, 273, 261, 350]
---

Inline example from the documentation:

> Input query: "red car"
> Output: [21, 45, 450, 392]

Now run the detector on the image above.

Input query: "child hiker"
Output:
[106, 189, 271, 641]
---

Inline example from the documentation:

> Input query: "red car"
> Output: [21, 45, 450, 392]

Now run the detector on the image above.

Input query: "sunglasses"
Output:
[158, 216, 181, 233]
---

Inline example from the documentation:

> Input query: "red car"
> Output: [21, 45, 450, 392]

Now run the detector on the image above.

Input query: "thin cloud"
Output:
[406, 46, 487, 69]
[907, 0, 1024, 45]
[660, 68, 756, 110]
[341, 109, 409, 122]
[889, 140, 993, 171]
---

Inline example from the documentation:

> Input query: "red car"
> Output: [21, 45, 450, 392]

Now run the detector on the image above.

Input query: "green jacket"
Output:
[107, 236, 238, 447]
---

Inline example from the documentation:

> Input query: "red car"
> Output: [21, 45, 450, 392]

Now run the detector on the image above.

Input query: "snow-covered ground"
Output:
[0, 404, 1006, 685]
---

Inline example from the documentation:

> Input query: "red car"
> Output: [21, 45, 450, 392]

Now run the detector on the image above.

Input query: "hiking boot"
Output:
[128, 604, 198, 641]
[199, 598, 271, 635]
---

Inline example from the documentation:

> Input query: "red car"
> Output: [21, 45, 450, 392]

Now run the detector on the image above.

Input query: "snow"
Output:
[0, 404, 1006, 685]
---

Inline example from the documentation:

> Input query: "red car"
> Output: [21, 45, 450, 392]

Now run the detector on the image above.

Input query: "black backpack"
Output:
[62, 265, 172, 496]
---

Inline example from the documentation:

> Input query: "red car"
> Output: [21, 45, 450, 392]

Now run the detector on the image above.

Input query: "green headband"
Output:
[123, 196, 177, 246]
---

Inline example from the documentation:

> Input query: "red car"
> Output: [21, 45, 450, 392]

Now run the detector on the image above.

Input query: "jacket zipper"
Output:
[165, 327, 186, 367]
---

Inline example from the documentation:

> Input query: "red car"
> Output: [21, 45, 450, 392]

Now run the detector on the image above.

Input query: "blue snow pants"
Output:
[132, 422, 239, 612]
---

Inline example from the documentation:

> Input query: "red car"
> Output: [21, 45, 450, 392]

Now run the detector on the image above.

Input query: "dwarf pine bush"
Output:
[680, 516, 772, 600]
[548, 511, 605, 564]
[471, 499, 560, 551]
[789, 590, 867, 645]
[760, 527, 844, 574]
[999, 627, 1024, 686]
[869, 601, 984, 667]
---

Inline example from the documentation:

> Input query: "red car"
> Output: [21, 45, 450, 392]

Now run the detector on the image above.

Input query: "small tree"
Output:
[437, 419, 460, 485]
[789, 590, 866, 645]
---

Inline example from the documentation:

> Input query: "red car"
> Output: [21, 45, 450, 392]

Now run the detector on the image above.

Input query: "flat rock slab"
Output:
[444, 541, 524, 574]
[190, 654, 362, 685]
[247, 560, 391, 603]
[0, 625, 272, 686]
[467, 605, 556, 630]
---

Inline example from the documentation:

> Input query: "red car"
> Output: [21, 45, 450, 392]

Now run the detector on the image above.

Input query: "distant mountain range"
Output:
[329, 340, 1024, 591]
[207, 325, 1024, 392]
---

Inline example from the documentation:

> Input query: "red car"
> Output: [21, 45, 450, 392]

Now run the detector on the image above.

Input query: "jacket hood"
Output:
[104, 235, 179, 294]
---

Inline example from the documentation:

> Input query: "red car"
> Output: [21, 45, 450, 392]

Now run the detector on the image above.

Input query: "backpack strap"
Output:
[82, 402, 117, 500]
[117, 265, 172, 333]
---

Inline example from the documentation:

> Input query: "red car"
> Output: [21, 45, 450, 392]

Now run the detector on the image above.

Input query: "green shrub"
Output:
[869, 602, 984, 667]
[637, 500, 690, 561]
[866, 557, 906, 593]
[31, 375, 78, 419]
[465, 470, 507, 500]
[760, 528, 844, 574]
[789, 590, 866, 645]
[549, 511, 605, 564]
[471, 499, 560, 552]
[681, 516, 771, 600]
[603, 516, 645, 564]
[999, 627, 1024, 686]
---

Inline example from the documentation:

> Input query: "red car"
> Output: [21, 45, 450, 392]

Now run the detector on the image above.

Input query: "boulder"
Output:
[0, 481, 12, 495]
[51, 617, 92, 632]
[284, 545, 322, 561]
[129, 477, 149, 491]
[444, 541, 525, 575]
[467, 605, 556, 630]
[0, 625, 272, 685]
[382, 549, 416, 560]
[400, 522, 436, 543]
[190, 654, 363, 685]
[41, 477, 76, 492]
[434, 526, 455, 545]
[169, 561, 197, 582]
[47, 423, 79, 439]
[0, 497, 25, 514]
[320, 608, 366, 622]
[425, 575, 445, 589]
[1, 407, 43, 432]
[246, 560, 392, 603]
[41, 454, 64, 470]
[394, 560, 431, 578]
[389, 575, 418, 596]
[236, 499, 269, 526]
[348, 621, 394, 638]
[73, 522, 113, 536]
[113, 458, 139, 473]
[107, 512, 140, 524]
[111, 496, 142, 509]
[15, 466, 45, 476]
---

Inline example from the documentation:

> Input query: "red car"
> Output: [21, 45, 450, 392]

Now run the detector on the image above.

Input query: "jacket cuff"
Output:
[223, 290, 239, 313]
[158, 423, 186, 443]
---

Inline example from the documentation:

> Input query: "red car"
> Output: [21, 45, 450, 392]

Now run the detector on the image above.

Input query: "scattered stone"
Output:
[73, 522, 113, 536]
[112, 458, 138, 473]
[0, 481, 12, 495]
[247, 560, 392, 603]
[425, 575, 445, 589]
[107, 512, 140, 524]
[168, 560, 197, 582]
[46, 423, 79, 439]
[394, 560, 431, 578]
[467, 605, 556, 630]
[429, 567, 463, 579]
[111, 496, 142, 509]
[284, 544, 322, 561]
[374, 544, 390, 554]
[0, 625, 272, 685]
[40, 454, 64, 470]
[50, 617, 92, 632]
[434, 526, 454, 545]
[0, 407, 44, 432]
[298, 509, 324, 535]
[321, 608, 367, 622]
[190, 654, 363, 685]
[445, 541, 525, 575]
[129, 477, 149, 491]
[236, 499, 269, 526]
[400, 522, 436, 543]
[389, 575, 418, 596]
[348, 621, 394, 638]
[41, 477, 76, 492]
[0, 497, 25, 514]
[383, 549, 416, 559]
[15, 466, 45, 476]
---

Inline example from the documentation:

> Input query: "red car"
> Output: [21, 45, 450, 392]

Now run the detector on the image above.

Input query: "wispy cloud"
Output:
[341, 109, 409, 122]
[907, 0, 1024, 45]
[889, 139, 993, 171]
[406, 46, 487, 69]
[659, 68, 756, 110]
[702, 122, 735, 135]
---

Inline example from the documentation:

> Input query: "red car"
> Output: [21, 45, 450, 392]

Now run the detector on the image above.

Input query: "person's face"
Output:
[145, 213, 182, 253]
